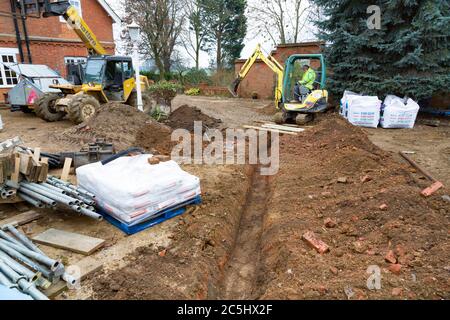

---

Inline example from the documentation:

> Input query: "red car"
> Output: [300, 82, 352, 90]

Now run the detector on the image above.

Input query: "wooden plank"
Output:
[254, 120, 313, 128]
[33, 148, 41, 163]
[11, 155, 20, 184]
[0, 210, 41, 228]
[261, 123, 306, 132]
[60, 158, 72, 182]
[31, 157, 41, 182]
[19, 153, 33, 175]
[243, 125, 298, 136]
[38, 158, 49, 183]
[33, 228, 105, 255]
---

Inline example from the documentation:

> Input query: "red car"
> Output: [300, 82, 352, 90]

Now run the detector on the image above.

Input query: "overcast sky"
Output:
[105, 0, 318, 68]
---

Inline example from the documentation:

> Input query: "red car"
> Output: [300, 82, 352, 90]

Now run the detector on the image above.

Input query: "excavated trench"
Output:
[217, 165, 272, 300]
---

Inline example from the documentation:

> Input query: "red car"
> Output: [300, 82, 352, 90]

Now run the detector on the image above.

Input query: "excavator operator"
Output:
[294, 63, 316, 102]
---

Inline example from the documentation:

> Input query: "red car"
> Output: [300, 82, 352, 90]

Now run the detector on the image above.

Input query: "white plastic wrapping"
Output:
[76, 155, 201, 226]
[381, 95, 420, 129]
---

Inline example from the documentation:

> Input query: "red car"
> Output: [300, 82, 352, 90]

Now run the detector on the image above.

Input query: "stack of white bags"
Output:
[77, 154, 201, 227]
[340, 91, 420, 129]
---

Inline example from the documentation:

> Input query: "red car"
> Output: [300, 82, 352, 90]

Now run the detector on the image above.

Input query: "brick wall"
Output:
[234, 42, 324, 99]
[0, 0, 116, 103]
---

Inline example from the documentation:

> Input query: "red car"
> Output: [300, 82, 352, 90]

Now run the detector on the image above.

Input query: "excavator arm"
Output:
[17, 0, 107, 55]
[229, 44, 284, 106]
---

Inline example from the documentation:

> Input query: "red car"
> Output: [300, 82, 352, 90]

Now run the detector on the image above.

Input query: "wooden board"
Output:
[11, 155, 20, 184]
[19, 153, 33, 175]
[261, 123, 306, 132]
[243, 125, 298, 136]
[0, 210, 41, 228]
[60, 158, 72, 181]
[33, 228, 105, 255]
[38, 158, 49, 183]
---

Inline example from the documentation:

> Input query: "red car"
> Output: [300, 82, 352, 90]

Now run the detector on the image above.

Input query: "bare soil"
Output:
[58, 103, 173, 152]
[258, 117, 449, 300]
[173, 95, 274, 128]
[164, 104, 222, 133]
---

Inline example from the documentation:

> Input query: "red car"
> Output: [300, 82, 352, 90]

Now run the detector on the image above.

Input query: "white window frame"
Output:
[0, 48, 19, 89]
[64, 56, 87, 65]
[60, 0, 82, 22]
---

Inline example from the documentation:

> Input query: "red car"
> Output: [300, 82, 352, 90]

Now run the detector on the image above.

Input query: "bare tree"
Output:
[123, 0, 185, 79]
[247, 0, 315, 45]
[179, 0, 207, 70]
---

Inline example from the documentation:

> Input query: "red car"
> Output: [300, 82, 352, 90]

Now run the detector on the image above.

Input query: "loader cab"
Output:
[282, 54, 326, 103]
[83, 56, 135, 102]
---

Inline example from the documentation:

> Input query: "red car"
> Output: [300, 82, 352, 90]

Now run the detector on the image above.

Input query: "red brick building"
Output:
[0, 0, 120, 102]
[234, 41, 325, 99]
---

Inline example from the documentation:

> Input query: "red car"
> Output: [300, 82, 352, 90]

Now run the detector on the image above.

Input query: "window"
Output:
[60, 0, 82, 22]
[64, 56, 87, 66]
[0, 48, 19, 88]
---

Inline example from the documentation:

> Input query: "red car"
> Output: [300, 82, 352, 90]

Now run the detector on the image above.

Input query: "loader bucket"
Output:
[228, 78, 242, 98]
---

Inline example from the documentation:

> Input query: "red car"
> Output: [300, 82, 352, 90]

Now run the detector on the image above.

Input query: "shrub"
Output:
[148, 81, 183, 108]
[183, 68, 211, 86]
[185, 88, 201, 96]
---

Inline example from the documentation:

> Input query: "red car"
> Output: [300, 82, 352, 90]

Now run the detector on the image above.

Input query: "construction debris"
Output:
[0, 224, 76, 300]
[399, 151, 444, 197]
[302, 231, 330, 254]
[18, 139, 115, 170]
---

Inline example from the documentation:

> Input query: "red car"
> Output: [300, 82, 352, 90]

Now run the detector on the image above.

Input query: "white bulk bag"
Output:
[381, 95, 420, 129]
[347, 95, 381, 128]
[340, 90, 361, 119]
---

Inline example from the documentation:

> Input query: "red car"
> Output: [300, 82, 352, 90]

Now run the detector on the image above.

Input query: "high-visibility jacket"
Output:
[299, 68, 316, 90]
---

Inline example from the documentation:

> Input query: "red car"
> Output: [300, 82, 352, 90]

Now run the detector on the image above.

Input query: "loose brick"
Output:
[385, 250, 397, 264]
[324, 218, 337, 228]
[388, 264, 402, 275]
[421, 181, 444, 197]
[392, 287, 403, 296]
[302, 231, 330, 254]
[158, 249, 167, 257]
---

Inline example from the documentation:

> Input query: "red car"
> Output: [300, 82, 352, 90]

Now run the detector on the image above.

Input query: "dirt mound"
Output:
[258, 115, 450, 299]
[164, 105, 222, 132]
[59, 103, 173, 152]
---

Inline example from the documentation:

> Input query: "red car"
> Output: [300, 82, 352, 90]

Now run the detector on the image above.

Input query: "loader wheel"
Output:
[295, 114, 314, 125]
[35, 93, 65, 122]
[127, 92, 154, 114]
[273, 112, 286, 124]
[67, 95, 100, 124]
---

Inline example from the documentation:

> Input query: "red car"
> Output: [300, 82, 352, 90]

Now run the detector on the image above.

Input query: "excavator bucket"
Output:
[228, 78, 241, 98]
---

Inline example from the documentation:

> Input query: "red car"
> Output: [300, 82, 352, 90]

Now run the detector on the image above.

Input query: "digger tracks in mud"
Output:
[219, 166, 272, 300]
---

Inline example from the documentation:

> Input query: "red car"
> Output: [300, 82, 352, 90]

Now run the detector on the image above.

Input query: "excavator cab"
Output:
[277, 54, 329, 125]
[230, 45, 329, 125]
